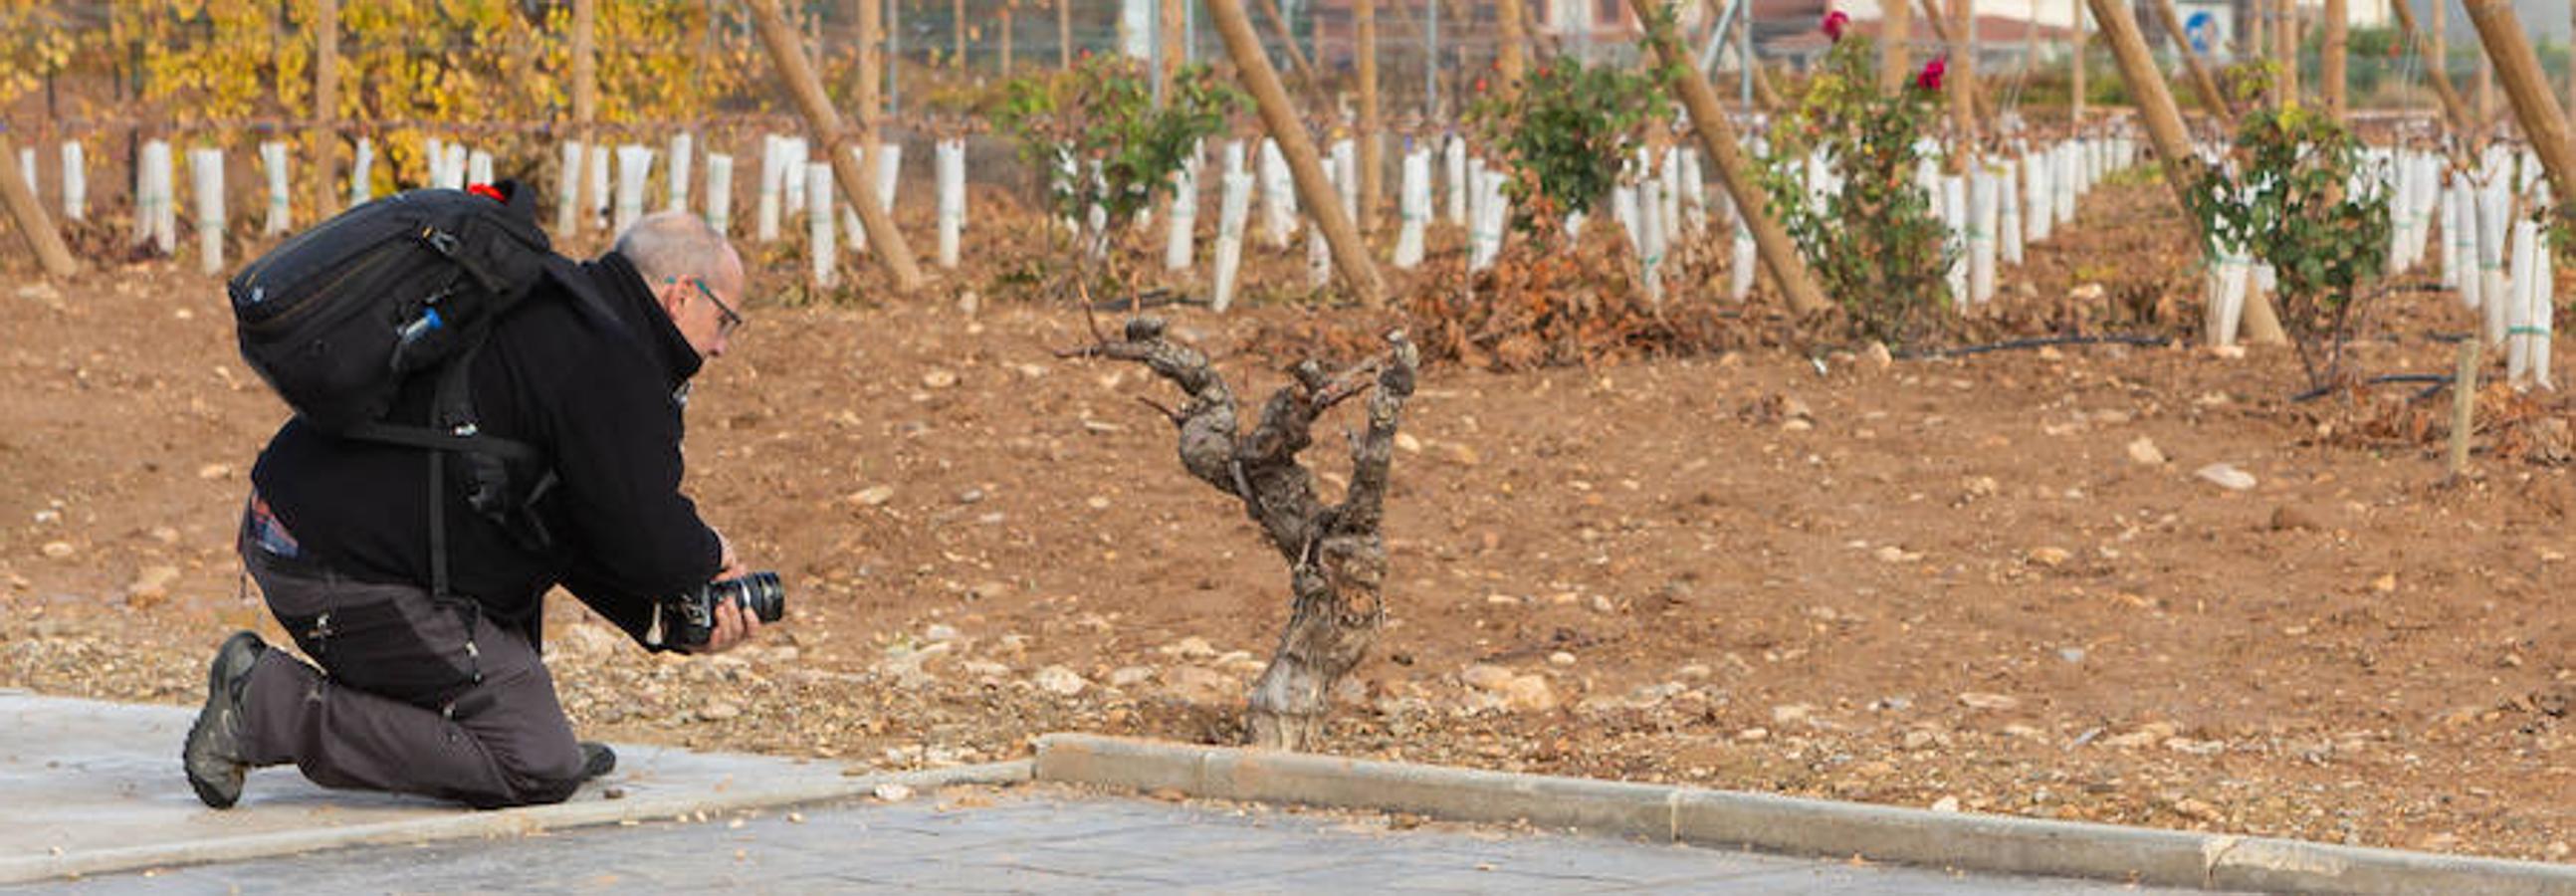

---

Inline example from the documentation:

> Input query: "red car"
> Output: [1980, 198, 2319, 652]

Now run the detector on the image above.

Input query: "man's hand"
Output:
[715, 530, 748, 582]
[685, 595, 763, 654]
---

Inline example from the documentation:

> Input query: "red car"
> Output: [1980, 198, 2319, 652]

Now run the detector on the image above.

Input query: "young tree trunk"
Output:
[2069, 0, 2085, 123]
[1059, 0, 1073, 70]
[2389, 0, 2473, 137]
[1496, 0, 1527, 103]
[1357, 0, 1381, 235]
[858, 0, 882, 134]
[1069, 319, 1419, 752]
[1883, 0, 1912, 93]
[309, 0, 339, 218]
[1208, 0, 1386, 306]
[2151, 0, 2229, 116]
[748, 0, 925, 291]
[0, 132, 79, 278]
[2463, 0, 2576, 209]
[2322, 0, 2346, 121]
[571, 0, 599, 230]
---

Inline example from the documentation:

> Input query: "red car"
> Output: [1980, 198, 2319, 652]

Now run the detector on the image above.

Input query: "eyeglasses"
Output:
[669, 277, 745, 338]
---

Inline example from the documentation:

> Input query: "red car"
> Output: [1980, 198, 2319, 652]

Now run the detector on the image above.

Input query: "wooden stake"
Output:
[1883, 0, 1912, 94]
[1628, 0, 1828, 318]
[1255, 0, 1322, 88]
[1058, 0, 1072, 70]
[858, 0, 882, 133]
[0, 133, 79, 279]
[2150, 0, 2229, 116]
[747, 0, 925, 292]
[1161, 0, 1184, 92]
[2448, 338, 2478, 478]
[2463, 0, 2576, 207]
[2084, 0, 2289, 344]
[1496, 0, 1527, 102]
[956, 0, 967, 70]
[1206, 0, 1385, 306]
[2070, 0, 2086, 123]
[2323, 0, 2346, 121]
[1947, 0, 1980, 159]
[1001, 3, 1013, 76]
[571, 0, 599, 227]
[2275, 0, 2297, 106]
[1357, 0, 1381, 235]
[310, 0, 339, 217]
[2389, 0, 2473, 136]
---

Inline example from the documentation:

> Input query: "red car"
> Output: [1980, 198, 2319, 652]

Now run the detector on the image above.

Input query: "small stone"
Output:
[2546, 841, 2569, 860]
[1163, 636, 1217, 659]
[2195, 463, 2257, 491]
[2370, 572, 2398, 593]
[873, 783, 915, 802]
[1736, 727, 1770, 742]
[1959, 692, 2021, 711]
[1440, 443, 1481, 467]
[1161, 666, 1234, 704]
[699, 700, 743, 721]
[197, 463, 234, 480]
[1771, 703, 1813, 724]
[1547, 651, 1577, 667]
[1861, 341, 1893, 369]
[127, 565, 181, 601]
[2210, 344, 2248, 359]
[924, 624, 960, 642]
[966, 580, 1010, 600]
[2268, 505, 2322, 531]
[1677, 663, 1713, 680]
[2027, 547, 2072, 567]
[956, 488, 985, 505]
[1085, 496, 1112, 510]
[1499, 675, 1558, 712]
[1460, 664, 1514, 691]
[1108, 666, 1156, 688]
[1930, 795, 1962, 813]
[1394, 433, 1423, 454]
[2057, 647, 2086, 664]
[39, 542, 74, 560]
[1781, 418, 1815, 432]
[2125, 437, 2166, 466]
[149, 526, 180, 544]
[1873, 546, 1921, 563]
[922, 369, 960, 389]
[1034, 665, 1087, 696]
[848, 486, 897, 507]
[1902, 730, 1937, 750]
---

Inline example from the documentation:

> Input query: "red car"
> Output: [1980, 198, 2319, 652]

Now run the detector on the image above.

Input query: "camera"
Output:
[653, 571, 785, 648]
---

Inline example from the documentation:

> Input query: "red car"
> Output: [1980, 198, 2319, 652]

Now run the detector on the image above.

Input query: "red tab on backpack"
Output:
[466, 183, 506, 203]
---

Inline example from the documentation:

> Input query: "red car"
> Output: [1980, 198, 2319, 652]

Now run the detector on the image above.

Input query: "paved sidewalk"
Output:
[9, 786, 2216, 894]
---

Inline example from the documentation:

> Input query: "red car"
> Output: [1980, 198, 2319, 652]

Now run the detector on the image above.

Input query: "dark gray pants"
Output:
[239, 543, 585, 809]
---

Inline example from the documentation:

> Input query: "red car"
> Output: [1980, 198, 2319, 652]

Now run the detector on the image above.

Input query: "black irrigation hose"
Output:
[1895, 334, 2174, 360]
[2289, 373, 2453, 404]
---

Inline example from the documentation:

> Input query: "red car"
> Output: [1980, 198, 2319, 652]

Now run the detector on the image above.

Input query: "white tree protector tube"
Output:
[756, 135, 784, 243]
[1211, 170, 1253, 313]
[1657, 149, 1682, 241]
[1679, 148, 1707, 235]
[849, 141, 901, 252]
[1611, 184, 1637, 250]
[2217, 244, 2253, 346]
[1309, 163, 1335, 288]
[667, 132, 695, 212]
[1638, 178, 1666, 307]
[1393, 146, 1427, 269]
[2053, 144, 2076, 226]
[2443, 184, 2467, 291]
[189, 146, 225, 275]
[1331, 137, 1357, 225]
[2023, 152, 2050, 243]
[586, 143, 610, 225]
[349, 136, 373, 208]
[15, 147, 32, 208]
[806, 161, 835, 288]
[2411, 155, 2441, 271]
[1165, 155, 1198, 271]
[2477, 183, 2508, 342]
[60, 140, 84, 221]
[1942, 175, 1967, 304]
[843, 149, 866, 253]
[1999, 160, 2024, 266]
[2387, 154, 2417, 273]
[1969, 171, 1997, 305]
[259, 140, 291, 235]
[780, 137, 808, 214]
[613, 143, 652, 238]
[937, 137, 966, 270]
[446, 143, 470, 190]
[139, 139, 174, 253]
[1469, 169, 1507, 272]
[426, 137, 446, 186]
[2507, 217, 2536, 384]
[1729, 211, 1756, 301]
[1086, 159, 1109, 258]
[1052, 146, 1079, 234]
[2536, 229, 2557, 389]
[556, 139, 584, 235]
[704, 152, 735, 234]
[1444, 133, 1468, 226]
[1259, 138, 1295, 248]
[467, 149, 493, 189]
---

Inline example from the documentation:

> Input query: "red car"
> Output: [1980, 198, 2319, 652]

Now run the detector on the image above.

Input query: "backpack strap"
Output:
[339, 336, 547, 599]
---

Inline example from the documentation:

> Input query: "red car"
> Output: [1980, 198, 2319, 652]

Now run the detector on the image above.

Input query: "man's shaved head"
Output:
[615, 212, 744, 295]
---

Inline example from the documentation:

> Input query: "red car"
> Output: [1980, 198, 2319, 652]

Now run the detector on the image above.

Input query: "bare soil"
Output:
[1, 180, 2568, 863]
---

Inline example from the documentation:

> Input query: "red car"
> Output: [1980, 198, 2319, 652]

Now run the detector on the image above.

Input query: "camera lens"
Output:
[725, 571, 785, 623]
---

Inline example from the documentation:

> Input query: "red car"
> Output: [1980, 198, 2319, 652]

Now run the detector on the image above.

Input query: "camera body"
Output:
[654, 571, 785, 648]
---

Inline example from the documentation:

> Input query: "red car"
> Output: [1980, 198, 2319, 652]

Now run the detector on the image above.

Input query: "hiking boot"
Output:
[182, 631, 267, 809]
[578, 741, 617, 782]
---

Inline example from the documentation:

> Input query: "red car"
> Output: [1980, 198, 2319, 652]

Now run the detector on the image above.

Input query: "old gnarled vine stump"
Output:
[1066, 317, 1418, 751]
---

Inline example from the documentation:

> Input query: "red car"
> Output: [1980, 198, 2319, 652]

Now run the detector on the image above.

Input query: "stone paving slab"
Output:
[3, 786, 2221, 895]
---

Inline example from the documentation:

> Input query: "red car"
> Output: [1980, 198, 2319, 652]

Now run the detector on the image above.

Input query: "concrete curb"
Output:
[1031, 734, 2576, 896]
[0, 760, 1031, 885]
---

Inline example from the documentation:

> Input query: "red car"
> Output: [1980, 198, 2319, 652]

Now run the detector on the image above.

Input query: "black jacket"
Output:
[251, 252, 721, 643]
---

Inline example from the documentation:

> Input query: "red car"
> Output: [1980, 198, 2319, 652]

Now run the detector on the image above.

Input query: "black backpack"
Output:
[228, 181, 568, 595]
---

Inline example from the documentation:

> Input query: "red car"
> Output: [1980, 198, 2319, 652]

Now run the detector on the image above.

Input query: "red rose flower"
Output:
[1916, 56, 1947, 92]
[1822, 10, 1849, 42]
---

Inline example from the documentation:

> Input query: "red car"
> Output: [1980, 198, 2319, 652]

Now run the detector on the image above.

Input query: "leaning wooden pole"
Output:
[2389, 0, 2474, 136]
[2084, 0, 2287, 343]
[2151, 0, 2230, 116]
[1208, 0, 1386, 306]
[1629, 0, 1828, 317]
[748, 0, 926, 292]
[2462, 0, 2576, 209]
[1255, 0, 1322, 87]
[571, 0, 600, 229]
[308, 0, 339, 218]
[1, 133, 80, 279]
